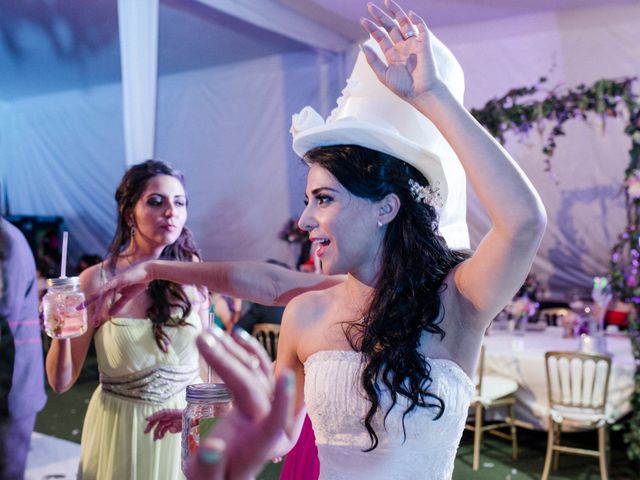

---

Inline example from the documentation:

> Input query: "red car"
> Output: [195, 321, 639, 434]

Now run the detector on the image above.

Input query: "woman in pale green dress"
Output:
[45, 160, 208, 480]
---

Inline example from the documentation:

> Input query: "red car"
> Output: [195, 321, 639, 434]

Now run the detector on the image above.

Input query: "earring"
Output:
[377, 220, 383, 228]
[129, 223, 136, 236]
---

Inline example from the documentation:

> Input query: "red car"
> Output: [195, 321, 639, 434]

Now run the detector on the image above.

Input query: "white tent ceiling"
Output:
[2, 0, 639, 295]
[0, 0, 635, 101]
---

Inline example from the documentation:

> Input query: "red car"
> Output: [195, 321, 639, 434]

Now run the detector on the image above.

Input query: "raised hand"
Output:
[360, 0, 442, 102]
[184, 326, 294, 480]
[145, 409, 183, 441]
[84, 261, 154, 325]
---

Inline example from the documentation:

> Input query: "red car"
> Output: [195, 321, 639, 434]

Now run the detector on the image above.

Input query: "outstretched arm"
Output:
[362, 0, 546, 323]
[89, 260, 343, 318]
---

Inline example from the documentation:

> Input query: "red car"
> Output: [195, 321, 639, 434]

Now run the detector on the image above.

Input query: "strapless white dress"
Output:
[304, 350, 474, 480]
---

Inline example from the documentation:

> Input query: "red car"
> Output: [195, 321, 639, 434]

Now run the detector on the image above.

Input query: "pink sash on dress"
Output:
[280, 415, 319, 480]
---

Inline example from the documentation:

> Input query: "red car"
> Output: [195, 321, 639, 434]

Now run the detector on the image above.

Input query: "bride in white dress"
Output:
[94, 1, 546, 478]
[272, 2, 544, 477]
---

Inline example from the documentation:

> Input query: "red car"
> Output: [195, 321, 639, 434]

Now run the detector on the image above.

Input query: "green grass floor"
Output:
[36, 378, 636, 480]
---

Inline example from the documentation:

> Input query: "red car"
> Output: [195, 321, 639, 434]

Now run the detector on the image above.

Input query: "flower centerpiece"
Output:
[505, 295, 539, 335]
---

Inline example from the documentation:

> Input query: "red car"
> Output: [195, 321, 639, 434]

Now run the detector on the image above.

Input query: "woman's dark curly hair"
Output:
[304, 145, 469, 451]
[106, 160, 200, 351]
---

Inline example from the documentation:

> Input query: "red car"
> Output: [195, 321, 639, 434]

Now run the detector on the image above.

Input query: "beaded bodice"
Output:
[304, 350, 474, 480]
[94, 310, 201, 404]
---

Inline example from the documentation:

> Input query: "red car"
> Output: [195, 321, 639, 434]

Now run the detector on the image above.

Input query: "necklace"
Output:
[124, 255, 135, 267]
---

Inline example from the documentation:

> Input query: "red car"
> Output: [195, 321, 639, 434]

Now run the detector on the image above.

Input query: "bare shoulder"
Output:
[282, 284, 338, 331]
[79, 262, 106, 292]
[278, 286, 338, 368]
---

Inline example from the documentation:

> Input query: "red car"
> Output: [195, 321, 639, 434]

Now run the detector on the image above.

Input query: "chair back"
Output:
[539, 307, 570, 326]
[252, 323, 280, 361]
[544, 351, 612, 413]
[474, 345, 486, 394]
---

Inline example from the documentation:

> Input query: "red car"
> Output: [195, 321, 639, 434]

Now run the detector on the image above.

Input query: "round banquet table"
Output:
[482, 326, 635, 430]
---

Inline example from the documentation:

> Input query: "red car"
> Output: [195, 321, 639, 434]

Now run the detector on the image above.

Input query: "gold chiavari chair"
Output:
[465, 345, 518, 470]
[251, 323, 280, 362]
[542, 351, 612, 480]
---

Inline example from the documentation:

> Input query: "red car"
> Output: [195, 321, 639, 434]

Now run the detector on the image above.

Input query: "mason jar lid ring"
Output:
[46, 276, 81, 288]
[186, 383, 231, 402]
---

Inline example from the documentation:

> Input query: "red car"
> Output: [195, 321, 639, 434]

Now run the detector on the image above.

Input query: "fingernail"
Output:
[198, 438, 225, 465]
[200, 331, 219, 350]
[232, 326, 252, 342]
[283, 371, 297, 437]
[75, 302, 86, 311]
[199, 449, 222, 465]
[208, 324, 226, 340]
[285, 370, 295, 394]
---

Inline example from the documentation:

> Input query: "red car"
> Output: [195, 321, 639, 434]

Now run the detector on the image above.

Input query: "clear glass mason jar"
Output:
[181, 383, 232, 473]
[42, 276, 88, 339]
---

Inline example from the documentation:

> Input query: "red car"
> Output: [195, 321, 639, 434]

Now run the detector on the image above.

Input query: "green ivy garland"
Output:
[470, 77, 640, 461]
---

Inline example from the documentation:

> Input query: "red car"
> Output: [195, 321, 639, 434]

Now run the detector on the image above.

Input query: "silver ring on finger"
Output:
[404, 29, 417, 40]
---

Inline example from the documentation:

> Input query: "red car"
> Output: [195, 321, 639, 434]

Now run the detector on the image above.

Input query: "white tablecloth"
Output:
[482, 326, 635, 430]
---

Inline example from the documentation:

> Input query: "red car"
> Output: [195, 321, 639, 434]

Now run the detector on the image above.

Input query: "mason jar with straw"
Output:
[41, 231, 88, 338]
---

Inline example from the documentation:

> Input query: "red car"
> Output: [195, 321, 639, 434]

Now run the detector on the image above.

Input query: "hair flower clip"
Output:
[408, 179, 444, 209]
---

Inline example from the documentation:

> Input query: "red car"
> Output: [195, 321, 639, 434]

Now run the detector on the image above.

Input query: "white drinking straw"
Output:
[60, 231, 69, 278]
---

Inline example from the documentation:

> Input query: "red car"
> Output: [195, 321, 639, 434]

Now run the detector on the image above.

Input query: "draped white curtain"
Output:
[117, 0, 159, 166]
[3, 3, 640, 295]
[1, 51, 343, 268]
[439, 5, 640, 296]
[0, 100, 11, 214]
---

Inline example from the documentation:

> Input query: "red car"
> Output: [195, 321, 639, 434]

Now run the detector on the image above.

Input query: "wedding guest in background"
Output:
[36, 228, 61, 279]
[516, 272, 541, 301]
[76, 253, 102, 275]
[210, 293, 243, 331]
[45, 160, 208, 480]
[0, 213, 46, 480]
[297, 239, 316, 273]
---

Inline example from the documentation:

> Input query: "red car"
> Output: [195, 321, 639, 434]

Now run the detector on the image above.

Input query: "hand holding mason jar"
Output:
[40, 231, 88, 339]
[42, 276, 88, 338]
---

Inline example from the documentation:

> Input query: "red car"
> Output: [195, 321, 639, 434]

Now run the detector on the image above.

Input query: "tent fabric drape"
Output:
[1, 50, 343, 269]
[118, 0, 159, 167]
[1, 4, 639, 295]
[437, 5, 639, 296]
[196, 0, 351, 52]
[0, 85, 126, 260]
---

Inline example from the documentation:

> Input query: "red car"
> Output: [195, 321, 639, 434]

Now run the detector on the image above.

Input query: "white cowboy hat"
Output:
[290, 34, 469, 250]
